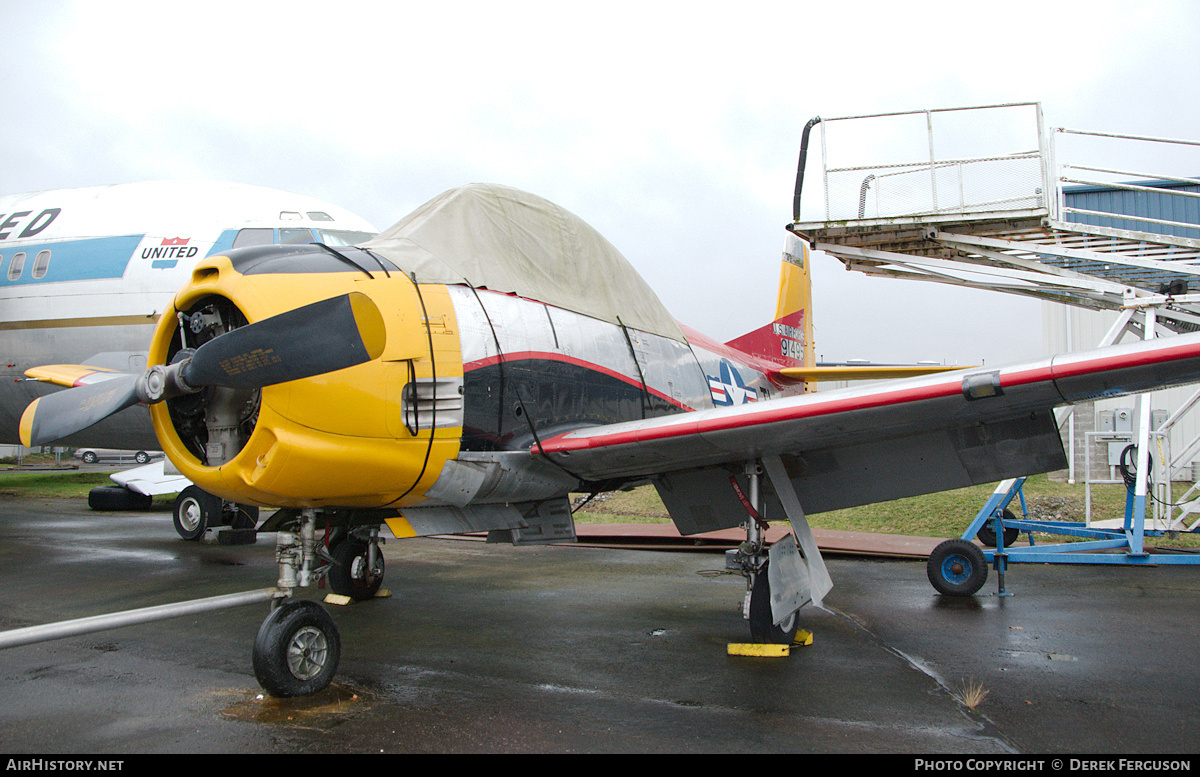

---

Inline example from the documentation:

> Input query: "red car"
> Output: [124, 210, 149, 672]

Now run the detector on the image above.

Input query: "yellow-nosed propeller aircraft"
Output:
[16, 183, 1200, 697]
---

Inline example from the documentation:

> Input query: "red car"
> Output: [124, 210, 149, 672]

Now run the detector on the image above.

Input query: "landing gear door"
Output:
[767, 531, 811, 624]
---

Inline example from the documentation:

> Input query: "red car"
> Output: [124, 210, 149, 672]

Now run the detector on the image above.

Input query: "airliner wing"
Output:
[24, 364, 128, 388]
[539, 334, 1200, 530]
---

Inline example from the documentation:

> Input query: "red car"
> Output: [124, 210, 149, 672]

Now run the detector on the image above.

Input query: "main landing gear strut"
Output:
[726, 458, 833, 645]
[728, 463, 801, 643]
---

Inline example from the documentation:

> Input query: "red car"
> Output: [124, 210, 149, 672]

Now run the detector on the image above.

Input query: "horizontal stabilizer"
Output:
[780, 364, 968, 382]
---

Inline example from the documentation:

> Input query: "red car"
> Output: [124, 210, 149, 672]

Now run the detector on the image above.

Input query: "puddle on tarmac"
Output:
[217, 683, 371, 726]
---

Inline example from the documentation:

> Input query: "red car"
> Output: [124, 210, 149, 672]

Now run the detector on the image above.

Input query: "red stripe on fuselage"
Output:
[541, 377, 963, 453]
[681, 323, 787, 385]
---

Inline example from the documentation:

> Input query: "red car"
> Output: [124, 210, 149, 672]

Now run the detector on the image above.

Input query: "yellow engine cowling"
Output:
[147, 254, 463, 509]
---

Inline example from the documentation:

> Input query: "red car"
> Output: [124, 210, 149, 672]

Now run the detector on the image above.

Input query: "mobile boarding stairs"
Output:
[789, 102, 1200, 593]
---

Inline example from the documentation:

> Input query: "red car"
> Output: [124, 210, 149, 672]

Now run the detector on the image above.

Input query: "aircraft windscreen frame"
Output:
[313, 229, 374, 246]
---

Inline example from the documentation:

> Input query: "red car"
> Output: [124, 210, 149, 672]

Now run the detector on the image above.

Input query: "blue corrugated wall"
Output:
[1065, 179, 1200, 239]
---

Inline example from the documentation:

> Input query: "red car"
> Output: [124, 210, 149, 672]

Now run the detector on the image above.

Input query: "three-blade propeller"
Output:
[20, 292, 386, 448]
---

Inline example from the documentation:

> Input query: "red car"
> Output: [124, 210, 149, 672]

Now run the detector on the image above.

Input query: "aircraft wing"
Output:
[538, 333, 1200, 531]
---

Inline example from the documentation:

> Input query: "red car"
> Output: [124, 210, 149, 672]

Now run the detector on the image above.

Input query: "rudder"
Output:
[725, 232, 813, 370]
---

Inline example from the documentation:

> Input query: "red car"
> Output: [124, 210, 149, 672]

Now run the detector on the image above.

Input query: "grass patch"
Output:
[573, 474, 1200, 547]
[572, 488, 671, 523]
[0, 468, 179, 508]
[0, 470, 116, 498]
[952, 678, 989, 710]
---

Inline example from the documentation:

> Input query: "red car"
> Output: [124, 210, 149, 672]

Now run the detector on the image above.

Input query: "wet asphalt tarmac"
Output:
[0, 496, 1198, 755]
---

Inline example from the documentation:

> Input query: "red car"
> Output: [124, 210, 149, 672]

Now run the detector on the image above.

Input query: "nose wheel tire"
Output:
[927, 538, 988, 596]
[253, 600, 341, 698]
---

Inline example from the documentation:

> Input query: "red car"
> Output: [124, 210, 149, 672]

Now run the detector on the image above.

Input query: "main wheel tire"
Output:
[927, 538, 988, 596]
[87, 485, 153, 511]
[976, 509, 1020, 548]
[329, 536, 385, 601]
[748, 563, 800, 644]
[253, 600, 341, 698]
[172, 486, 220, 541]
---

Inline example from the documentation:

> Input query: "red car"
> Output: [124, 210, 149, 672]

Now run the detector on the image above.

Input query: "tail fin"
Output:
[724, 232, 813, 370]
[725, 235, 965, 388]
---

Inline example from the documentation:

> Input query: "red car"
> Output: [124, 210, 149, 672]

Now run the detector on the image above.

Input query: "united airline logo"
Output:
[141, 237, 198, 269]
[142, 237, 198, 260]
[707, 360, 758, 406]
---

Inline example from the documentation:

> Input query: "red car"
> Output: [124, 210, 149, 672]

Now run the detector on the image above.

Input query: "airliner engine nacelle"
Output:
[147, 245, 465, 510]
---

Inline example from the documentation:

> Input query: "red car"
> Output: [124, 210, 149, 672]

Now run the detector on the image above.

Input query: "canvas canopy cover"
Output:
[361, 184, 685, 342]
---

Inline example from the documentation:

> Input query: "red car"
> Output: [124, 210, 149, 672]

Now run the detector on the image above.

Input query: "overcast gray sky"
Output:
[3, 0, 1197, 367]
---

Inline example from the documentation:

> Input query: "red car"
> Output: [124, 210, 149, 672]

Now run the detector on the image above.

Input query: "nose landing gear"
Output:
[252, 599, 341, 698]
[249, 509, 386, 697]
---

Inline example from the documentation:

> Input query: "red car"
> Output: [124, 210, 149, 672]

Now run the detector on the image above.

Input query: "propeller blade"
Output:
[18, 292, 386, 448]
[19, 374, 141, 448]
[180, 291, 387, 390]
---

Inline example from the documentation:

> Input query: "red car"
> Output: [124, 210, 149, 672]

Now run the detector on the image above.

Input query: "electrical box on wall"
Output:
[1098, 408, 1169, 432]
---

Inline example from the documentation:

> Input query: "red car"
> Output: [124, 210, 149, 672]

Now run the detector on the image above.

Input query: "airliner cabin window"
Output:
[32, 250, 50, 279]
[232, 228, 275, 248]
[7, 251, 25, 281]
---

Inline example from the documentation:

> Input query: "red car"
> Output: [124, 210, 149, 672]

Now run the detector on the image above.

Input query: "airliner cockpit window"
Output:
[280, 228, 314, 244]
[232, 228, 274, 248]
[313, 229, 375, 247]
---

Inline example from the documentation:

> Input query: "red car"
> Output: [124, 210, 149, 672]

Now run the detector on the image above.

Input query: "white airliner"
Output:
[0, 181, 376, 520]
